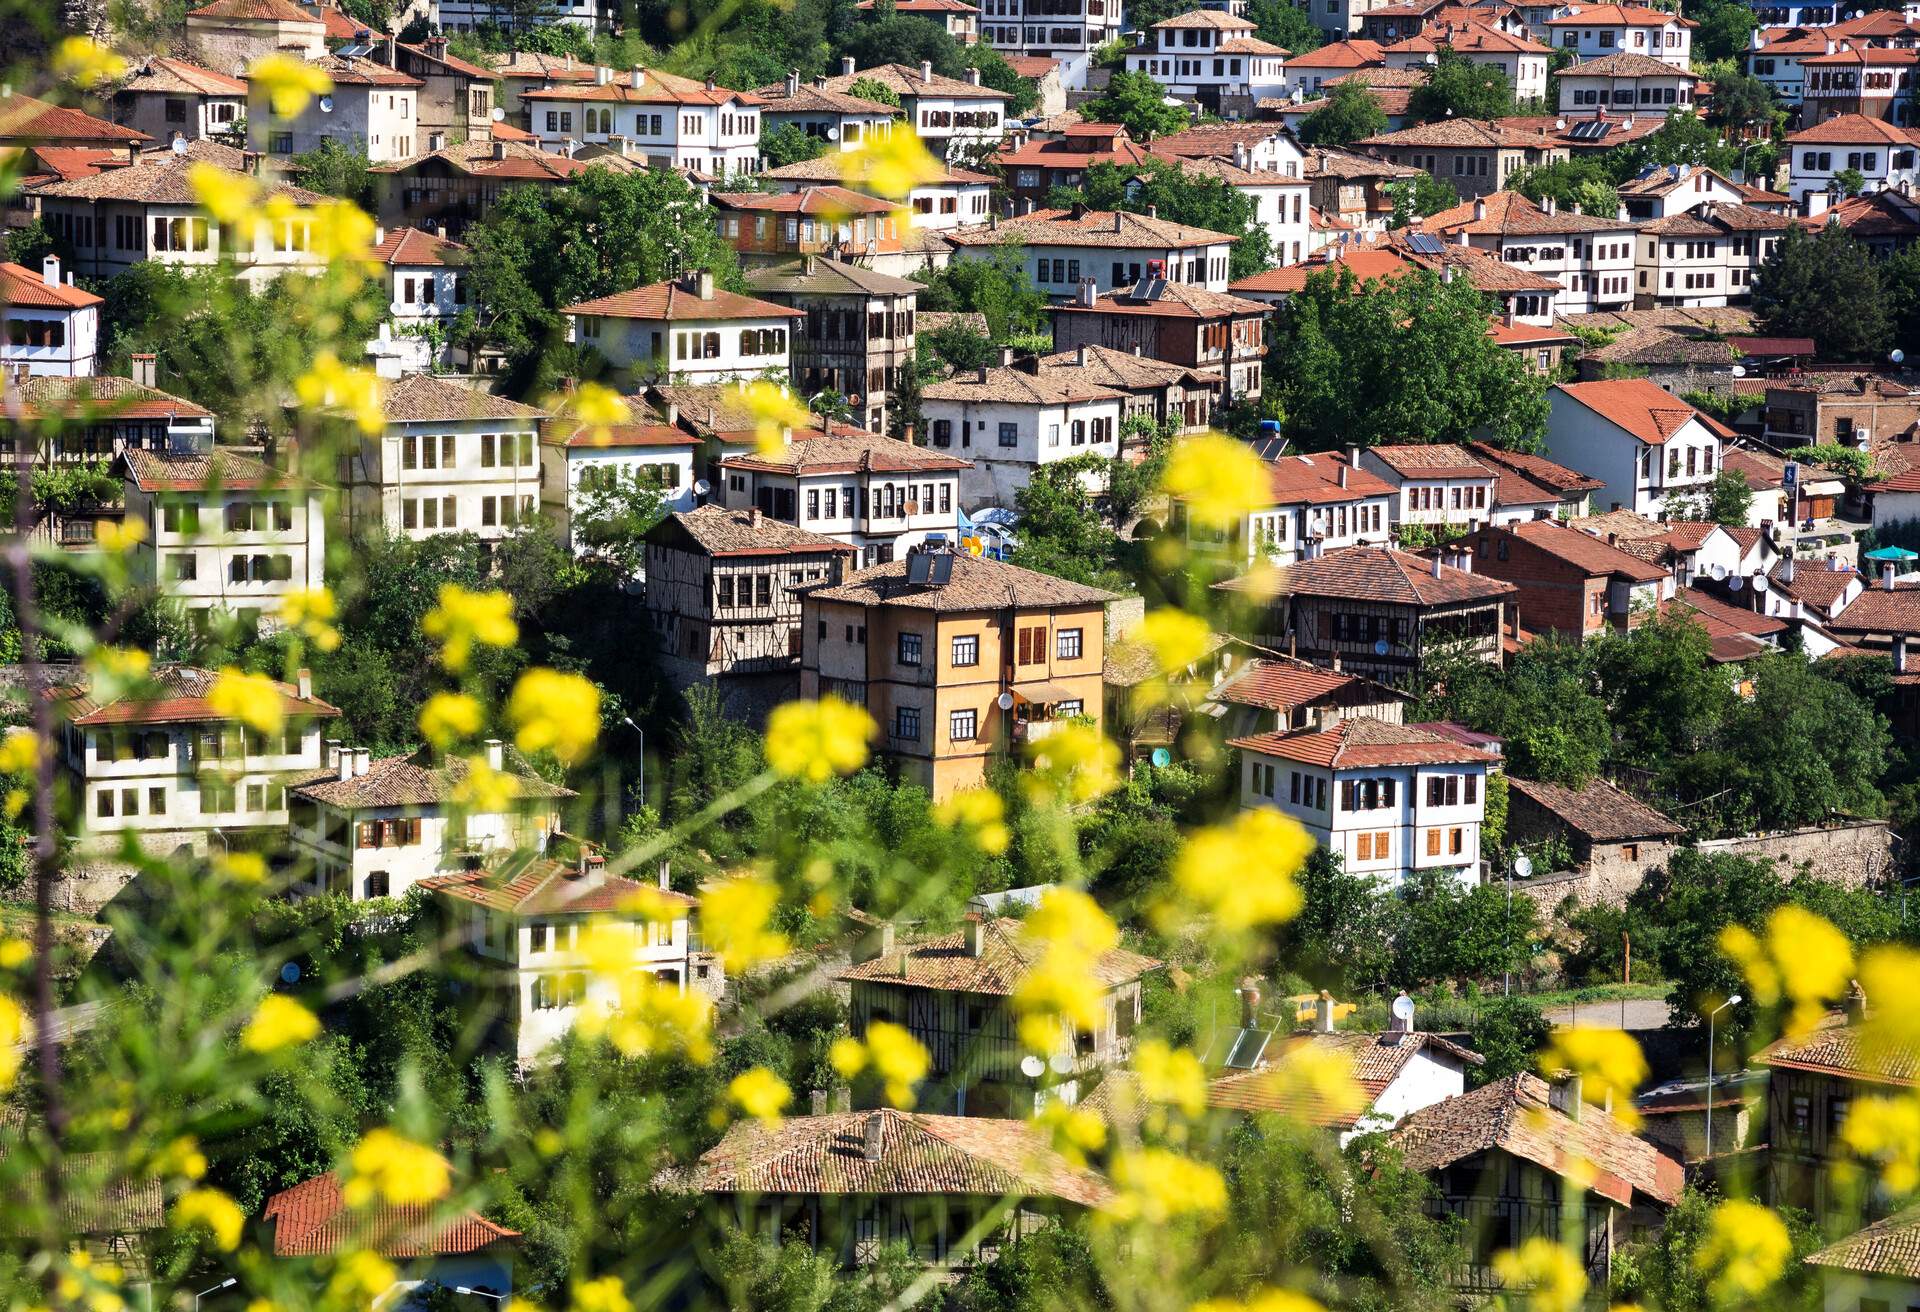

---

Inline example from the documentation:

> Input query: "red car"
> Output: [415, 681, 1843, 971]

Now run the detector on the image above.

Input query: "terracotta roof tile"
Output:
[1217, 544, 1516, 607]
[1207, 1031, 1484, 1125]
[53, 664, 339, 727]
[285, 746, 572, 808]
[1230, 714, 1502, 768]
[122, 446, 321, 493]
[0, 261, 102, 309]
[1807, 1207, 1920, 1278]
[1360, 116, 1557, 149]
[1508, 774, 1684, 841]
[1555, 377, 1713, 445]
[1285, 39, 1388, 66]
[119, 55, 248, 96]
[921, 364, 1126, 406]
[836, 916, 1159, 992]
[1418, 188, 1635, 236]
[1209, 657, 1378, 712]
[564, 278, 802, 323]
[188, 0, 320, 21]
[0, 93, 148, 146]
[420, 851, 694, 916]
[14, 374, 208, 421]
[1034, 343, 1219, 391]
[1828, 584, 1920, 637]
[1049, 280, 1269, 320]
[711, 185, 896, 216]
[1497, 519, 1670, 581]
[720, 429, 971, 476]
[1561, 50, 1698, 76]
[1366, 443, 1495, 479]
[806, 62, 1009, 100]
[30, 155, 325, 205]
[380, 374, 544, 423]
[264, 1173, 518, 1258]
[946, 208, 1237, 251]
[650, 504, 857, 557]
[372, 226, 465, 267]
[1544, 3, 1690, 23]
[1787, 112, 1920, 145]
[1761, 1019, 1917, 1086]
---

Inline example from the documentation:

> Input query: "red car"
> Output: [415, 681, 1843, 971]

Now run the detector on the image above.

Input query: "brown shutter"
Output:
[357, 822, 374, 849]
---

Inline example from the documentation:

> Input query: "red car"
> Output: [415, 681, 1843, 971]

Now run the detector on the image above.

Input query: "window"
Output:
[1790, 1094, 1812, 1134]
[1015, 624, 1046, 665]
[998, 421, 1018, 448]
[148, 787, 165, 815]
[1056, 628, 1083, 660]
[898, 632, 922, 665]
[1426, 828, 1442, 857]
[895, 706, 920, 741]
[1357, 831, 1373, 861]
[950, 708, 978, 741]
[1449, 827, 1465, 855]
[951, 634, 979, 667]
[365, 871, 390, 899]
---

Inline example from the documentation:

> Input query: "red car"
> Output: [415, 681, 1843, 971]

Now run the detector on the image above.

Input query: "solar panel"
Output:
[336, 41, 371, 57]
[1405, 231, 1444, 254]
[1132, 277, 1168, 302]
[1568, 120, 1614, 141]
[1222, 1028, 1274, 1070]
[928, 554, 955, 585]
[907, 553, 932, 585]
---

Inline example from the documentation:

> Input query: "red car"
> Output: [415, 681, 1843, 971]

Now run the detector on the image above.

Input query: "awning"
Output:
[1011, 680, 1078, 705]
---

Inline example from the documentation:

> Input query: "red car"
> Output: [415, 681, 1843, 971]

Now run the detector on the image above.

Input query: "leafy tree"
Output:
[965, 44, 1040, 116]
[1387, 173, 1460, 227]
[1588, 613, 1735, 770]
[843, 14, 964, 79]
[1465, 995, 1550, 1084]
[288, 138, 375, 208]
[1835, 166, 1867, 196]
[1078, 69, 1191, 139]
[1393, 869, 1539, 986]
[1663, 467, 1754, 525]
[1284, 848, 1402, 992]
[913, 242, 1048, 339]
[759, 121, 829, 168]
[1881, 239, 1920, 355]
[1055, 159, 1272, 278]
[1249, 0, 1322, 54]
[1752, 223, 1891, 361]
[1608, 109, 1744, 181]
[1297, 80, 1387, 147]
[846, 75, 902, 107]
[1702, 66, 1775, 135]
[917, 318, 996, 373]
[1613, 1188, 1825, 1312]
[2, 217, 67, 269]
[1407, 46, 1515, 121]
[1684, 0, 1758, 65]
[1508, 157, 1621, 221]
[1269, 266, 1550, 449]
[950, 1226, 1107, 1312]
[1008, 455, 1125, 586]
[1426, 636, 1610, 786]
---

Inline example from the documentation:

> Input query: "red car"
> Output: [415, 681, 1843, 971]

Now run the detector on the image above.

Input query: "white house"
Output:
[1544, 4, 1694, 69]
[335, 374, 546, 545]
[1230, 714, 1497, 886]
[111, 56, 246, 145]
[1180, 450, 1396, 565]
[1149, 149, 1314, 267]
[420, 840, 700, 1065]
[1543, 378, 1728, 517]
[804, 60, 1009, 161]
[1359, 444, 1500, 534]
[1785, 113, 1920, 203]
[750, 72, 900, 153]
[947, 207, 1239, 296]
[1806, 1208, 1920, 1312]
[758, 153, 996, 231]
[122, 447, 327, 637]
[1414, 191, 1639, 316]
[53, 664, 339, 857]
[9, 369, 215, 467]
[920, 361, 1125, 510]
[540, 412, 700, 560]
[518, 66, 763, 178]
[975, 0, 1124, 57]
[249, 54, 422, 164]
[564, 272, 802, 387]
[1382, 21, 1552, 104]
[372, 227, 469, 372]
[1617, 162, 1750, 219]
[287, 738, 573, 902]
[1122, 11, 1291, 109]
[0, 257, 101, 377]
[716, 427, 973, 564]
[1633, 203, 1791, 307]
[1555, 50, 1700, 114]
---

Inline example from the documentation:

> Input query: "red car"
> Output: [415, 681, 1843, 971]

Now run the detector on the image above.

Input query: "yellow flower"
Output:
[576, 970, 713, 1062]
[172, 1188, 244, 1251]
[550, 382, 631, 447]
[326, 1251, 398, 1306]
[1492, 1237, 1588, 1312]
[832, 1022, 930, 1107]
[54, 37, 128, 87]
[1012, 888, 1120, 1050]
[932, 787, 1009, 855]
[1024, 722, 1121, 805]
[1837, 1093, 1920, 1195]
[508, 669, 601, 765]
[1191, 1292, 1326, 1312]
[1104, 1148, 1228, 1225]
[1860, 944, 1920, 1062]
[764, 696, 874, 783]
[733, 380, 812, 457]
[451, 755, 514, 812]
[278, 587, 342, 652]
[1032, 1100, 1107, 1166]
[1161, 433, 1271, 533]
[419, 693, 484, 749]
[1164, 809, 1312, 933]
[88, 645, 151, 689]
[94, 516, 145, 553]
[309, 198, 376, 267]
[1694, 1199, 1791, 1304]
[1134, 1038, 1207, 1119]
[422, 585, 518, 672]
[208, 667, 286, 735]
[0, 939, 29, 969]
[0, 993, 23, 1089]
[699, 875, 790, 971]
[0, 729, 39, 776]
[841, 123, 946, 200]
[1243, 1044, 1365, 1126]
[1720, 904, 1854, 1037]
[1138, 609, 1214, 677]
[1539, 1029, 1646, 1127]
[343, 1128, 451, 1207]
[727, 1066, 792, 1127]
[294, 352, 385, 436]
[189, 161, 260, 226]
[242, 993, 320, 1052]
[154, 1136, 208, 1180]
[250, 52, 334, 117]
[571, 1277, 630, 1312]
[217, 851, 268, 884]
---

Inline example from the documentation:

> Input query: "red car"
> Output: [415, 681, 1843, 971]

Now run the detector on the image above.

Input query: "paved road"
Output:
[1545, 997, 1671, 1031]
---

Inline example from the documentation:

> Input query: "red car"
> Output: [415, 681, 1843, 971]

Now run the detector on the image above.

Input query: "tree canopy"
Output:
[1078, 69, 1192, 139]
[1297, 80, 1388, 147]
[1752, 223, 1892, 361]
[1407, 46, 1516, 121]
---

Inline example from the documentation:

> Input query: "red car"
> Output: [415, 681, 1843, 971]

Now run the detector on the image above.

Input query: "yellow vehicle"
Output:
[1285, 992, 1356, 1026]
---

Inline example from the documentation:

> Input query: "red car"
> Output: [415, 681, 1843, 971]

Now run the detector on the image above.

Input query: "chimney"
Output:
[354, 748, 371, 778]
[1782, 553, 1796, 583]
[1806, 190, 1831, 217]
[657, 859, 671, 891]
[1431, 552, 1444, 578]
[1549, 1072, 1584, 1121]
[842, 56, 856, 76]
[40, 254, 59, 287]
[967, 65, 981, 85]
[484, 737, 505, 770]
[976, 364, 989, 383]
[129, 353, 156, 388]
[1338, 463, 1349, 488]
[434, 223, 447, 241]
[704, 76, 716, 91]
[920, 59, 933, 81]
[1845, 979, 1869, 1023]
[696, 270, 715, 299]
[1473, 198, 1487, 221]
[1884, 562, 1897, 590]
[1233, 141, 1249, 168]
[296, 667, 312, 699]
[336, 743, 354, 781]
[1541, 194, 1555, 215]
[1147, 203, 1158, 219]
[1348, 444, 1362, 468]
[1237, 977, 1262, 1026]
[786, 69, 799, 96]
[374, 225, 386, 247]
[1897, 634, 1910, 672]
[861, 1112, 885, 1160]
[963, 916, 987, 956]
[596, 64, 613, 85]
[832, 1086, 851, 1112]
[852, 919, 896, 964]
[493, 139, 508, 161]
[1315, 990, 1336, 1034]
[810, 1089, 828, 1115]
[632, 66, 646, 89]
[1076, 344, 1088, 366]
[999, 346, 1014, 367]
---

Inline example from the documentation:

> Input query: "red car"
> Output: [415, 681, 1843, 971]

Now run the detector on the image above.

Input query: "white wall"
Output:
[127, 483, 326, 623]
[574, 312, 793, 386]
[70, 721, 326, 839]
[350, 417, 544, 542]
[921, 394, 1124, 510]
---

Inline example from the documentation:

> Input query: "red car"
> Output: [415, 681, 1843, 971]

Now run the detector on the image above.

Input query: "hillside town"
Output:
[0, 0, 1919, 1306]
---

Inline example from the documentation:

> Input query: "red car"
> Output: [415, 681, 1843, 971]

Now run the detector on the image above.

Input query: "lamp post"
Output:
[455, 1290, 507, 1305]
[1706, 994, 1743, 1161]
[195, 1278, 237, 1312]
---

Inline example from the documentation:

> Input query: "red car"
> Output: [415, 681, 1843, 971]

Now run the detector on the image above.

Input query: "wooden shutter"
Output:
[1426, 829, 1441, 857]
[1016, 627, 1030, 665]
[357, 822, 375, 849]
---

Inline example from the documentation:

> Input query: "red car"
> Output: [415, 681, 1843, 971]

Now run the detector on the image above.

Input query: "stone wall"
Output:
[55, 829, 208, 916]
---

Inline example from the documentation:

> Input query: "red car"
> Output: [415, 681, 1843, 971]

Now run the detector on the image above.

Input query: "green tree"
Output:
[1393, 869, 1539, 986]
[1613, 1188, 1825, 1312]
[1835, 166, 1867, 196]
[1056, 159, 1272, 278]
[288, 138, 375, 208]
[1608, 109, 1744, 181]
[1508, 157, 1621, 221]
[913, 242, 1048, 339]
[1269, 265, 1550, 449]
[1249, 0, 1322, 54]
[1428, 636, 1610, 786]
[1684, 0, 1759, 65]
[2, 217, 67, 269]
[1466, 995, 1551, 1084]
[1881, 239, 1920, 354]
[1283, 848, 1403, 993]
[1407, 45, 1516, 121]
[1078, 69, 1191, 139]
[846, 75, 902, 107]
[1702, 66, 1776, 135]
[1387, 173, 1461, 227]
[759, 121, 829, 168]
[1297, 80, 1387, 147]
[1752, 223, 1891, 361]
[1662, 467, 1754, 525]
[1008, 455, 1126, 587]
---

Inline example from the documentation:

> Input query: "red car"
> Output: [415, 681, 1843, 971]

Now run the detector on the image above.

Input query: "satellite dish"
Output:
[1731, 364, 1747, 377]
[996, 691, 1014, 710]
[1895, 349, 1908, 364]
[826, 126, 841, 140]
[1729, 575, 1745, 591]
[491, 106, 505, 121]
[1049, 1052, 1075, 1074]
[692, 478, 711, 495]
[1373, 637, 1390, 655]
[1019, 1054, 1045, 1078]
[280, 962, 302, 983]
[1151, 747, 1171, 767]
[171, 135, 189, 154]
[318, 95, 335, 113]
[1753, 573, 1770, 592]
[1513, 854, 1533, 879]
[1390, 993, 1416, 1023]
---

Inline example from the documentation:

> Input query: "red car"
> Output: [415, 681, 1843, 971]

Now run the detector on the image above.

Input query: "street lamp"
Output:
[1705, 994, 1743, 1161]
[455, 1290, 507, 1304]
[195, 1278, 237, 1312]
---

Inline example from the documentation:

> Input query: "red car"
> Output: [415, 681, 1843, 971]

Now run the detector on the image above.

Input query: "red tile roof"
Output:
[1210, 657, 1377, 711]
[122, 446, 322, 493]
[1365, 442, 1495, 480]
[1217, 544, 1516, 606]
[1828, 583, 1920, 637]
[54, 664, 340, 727]
[1544, 3, 1690, 24]
[0, 261, 103, 309]
[1230, 714, 1501, 769]
[1497, 519, 1670, 581]
[1761, 1017, 1917, 1086]
[1554, 377, 1713, 445]
[836, 916, 1160, 993]
[420, 855, 694, 917]
[1251, 451, 1395, 507]
[1467, 442, 1607, 497]
[1807, 1207, 1920, 1279]
[563, 279, 803, 322]
[14, 374, 209, 421]
[1285, 39, 1386, 67]
[710, 184, 897, 215]
[1787, 113, 1920, 145]
[0, 93, 148, 146]
[371, 226, 465, 267]
[264, 1173, 518, 1258]
[1206, 1031, 1483, 1125]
